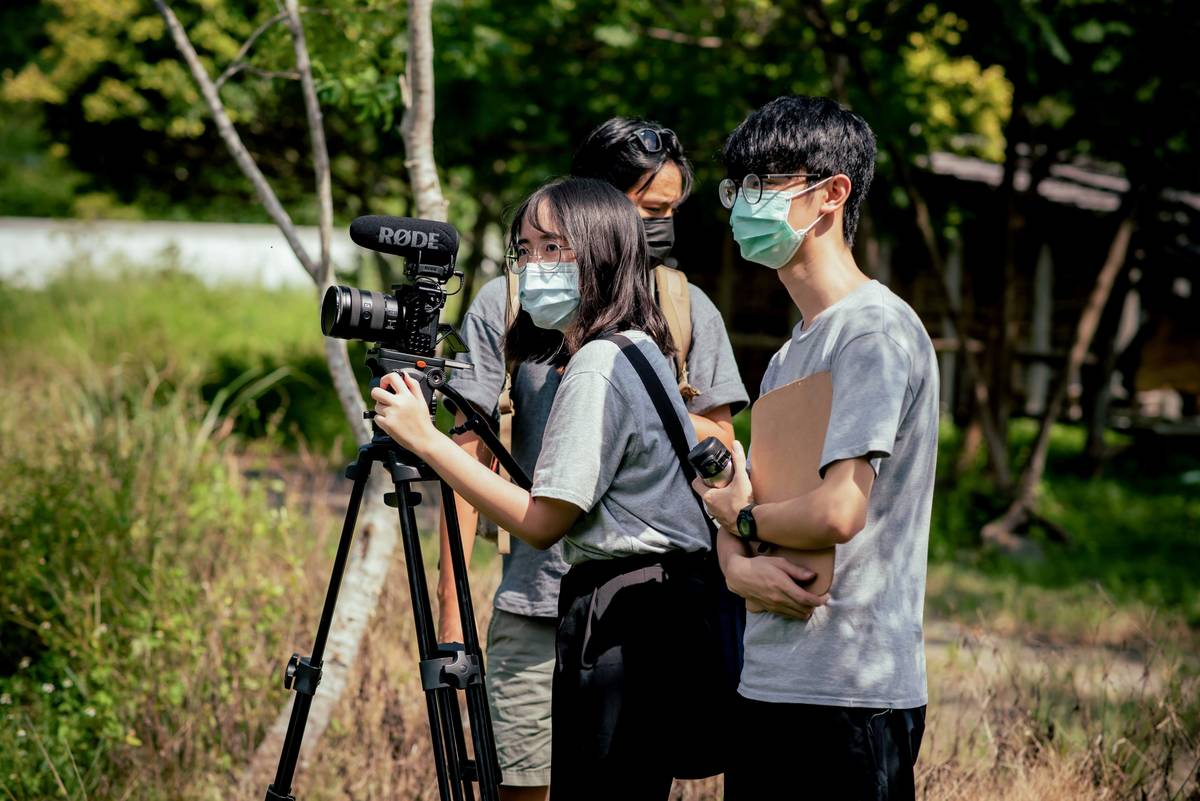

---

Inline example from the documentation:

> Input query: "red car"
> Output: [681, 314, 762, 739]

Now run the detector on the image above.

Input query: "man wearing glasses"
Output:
[693, 96, 938, 799]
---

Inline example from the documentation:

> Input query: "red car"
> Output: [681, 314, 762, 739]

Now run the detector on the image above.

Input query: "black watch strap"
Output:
[737, 503, 759, 542]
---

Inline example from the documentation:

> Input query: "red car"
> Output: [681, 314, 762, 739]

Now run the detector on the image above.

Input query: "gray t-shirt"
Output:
[449, 275, 748, 616]
[739, 280, 939, 709]
[532, 330, 713, 564]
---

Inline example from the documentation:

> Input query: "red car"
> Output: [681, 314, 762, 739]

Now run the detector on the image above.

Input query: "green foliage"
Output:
[932, 419, 1200, 624]
[0, 0, 1017, 223]
[0, 268, 358, 456]
[0, 105, 85, 216]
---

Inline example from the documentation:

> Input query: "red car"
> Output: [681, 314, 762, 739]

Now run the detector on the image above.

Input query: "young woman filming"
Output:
[372, 177, 716, 798]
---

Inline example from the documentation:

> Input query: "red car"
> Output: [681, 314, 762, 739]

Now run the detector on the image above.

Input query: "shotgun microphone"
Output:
[349, 215, 460, 266]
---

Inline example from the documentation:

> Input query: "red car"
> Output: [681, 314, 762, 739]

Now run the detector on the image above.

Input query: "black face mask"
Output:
[642, 216, 675, 263]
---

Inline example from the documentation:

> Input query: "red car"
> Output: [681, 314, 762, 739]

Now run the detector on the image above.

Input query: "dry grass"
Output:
[240, 495, 1198, 801]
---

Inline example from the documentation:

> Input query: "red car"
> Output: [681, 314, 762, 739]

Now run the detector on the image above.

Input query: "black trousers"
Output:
[724, 696, 926, 801]
[550, 550, 714, 801]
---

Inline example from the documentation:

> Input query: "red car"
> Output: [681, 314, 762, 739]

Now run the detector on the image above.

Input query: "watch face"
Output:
[737, 509, 752, 538]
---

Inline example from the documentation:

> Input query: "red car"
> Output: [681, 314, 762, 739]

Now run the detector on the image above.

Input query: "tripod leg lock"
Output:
[420, 646, 482, 691]
[283, 653, 322, 697]
[264, 786, 295, 801]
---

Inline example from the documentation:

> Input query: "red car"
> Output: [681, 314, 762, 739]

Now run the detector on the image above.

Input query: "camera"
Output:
[321, 215, 463, 356]
[320, 215, 470, 411]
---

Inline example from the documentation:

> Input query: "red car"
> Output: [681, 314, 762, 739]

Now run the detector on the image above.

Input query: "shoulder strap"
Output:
[497, 271, 521, 416]
[489, 272, 522, 554]
[607, 333, 718, 544]
[653, 265, 700, 401]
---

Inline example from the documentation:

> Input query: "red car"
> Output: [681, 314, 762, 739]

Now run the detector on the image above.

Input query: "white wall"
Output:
[0, 217, 360, 289]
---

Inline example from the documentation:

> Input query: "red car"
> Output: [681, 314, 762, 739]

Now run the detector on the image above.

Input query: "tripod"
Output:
[265, 347, 531, 801]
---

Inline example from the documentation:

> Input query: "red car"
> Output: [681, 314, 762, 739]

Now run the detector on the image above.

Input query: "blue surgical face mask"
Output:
[519, 262, 580, 331]
[729, 177, 832, 270]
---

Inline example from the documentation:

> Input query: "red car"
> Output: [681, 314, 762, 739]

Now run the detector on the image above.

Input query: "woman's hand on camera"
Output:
[724, 552, 828, 621]
[371, 371, 440, 455]
[692, 440, 754, 532]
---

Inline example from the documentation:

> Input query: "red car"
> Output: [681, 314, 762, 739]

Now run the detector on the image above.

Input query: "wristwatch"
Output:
[735, 503, 759, 543]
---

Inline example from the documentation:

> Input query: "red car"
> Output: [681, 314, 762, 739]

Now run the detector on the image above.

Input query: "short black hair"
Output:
[504, 177, 674, 364]
[571, 117, 694, 203]
[722, 96, 876, 245]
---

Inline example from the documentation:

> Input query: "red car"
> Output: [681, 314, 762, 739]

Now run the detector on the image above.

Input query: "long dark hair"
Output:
[570, 117, 694, 200]
[504, 178, 675, 364]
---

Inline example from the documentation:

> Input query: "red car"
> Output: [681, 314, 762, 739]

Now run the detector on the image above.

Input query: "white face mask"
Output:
[518, 261, 580, 330]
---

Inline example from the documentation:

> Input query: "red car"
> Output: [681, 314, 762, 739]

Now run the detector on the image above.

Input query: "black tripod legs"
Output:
[265, 450, 372, 801]
[264, 441, 500, 801]
[388, 450, 500, 801]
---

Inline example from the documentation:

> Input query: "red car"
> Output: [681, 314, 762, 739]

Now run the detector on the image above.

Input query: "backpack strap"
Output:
[653, 264, 700, 402]
[490, 272, 522, 554]
[606, 333, 718, 546]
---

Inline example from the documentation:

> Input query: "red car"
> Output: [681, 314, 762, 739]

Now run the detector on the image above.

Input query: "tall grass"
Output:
[2, 270, 1197, 799]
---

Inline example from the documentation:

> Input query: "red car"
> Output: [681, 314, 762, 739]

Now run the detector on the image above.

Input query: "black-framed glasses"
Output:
[718, 173, 824, 208]
[505, 242, 575, 274]
[631, 127, 679, 154]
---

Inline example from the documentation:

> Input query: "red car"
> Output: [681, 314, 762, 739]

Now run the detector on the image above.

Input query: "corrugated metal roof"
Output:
[923, 152, 1200, 214]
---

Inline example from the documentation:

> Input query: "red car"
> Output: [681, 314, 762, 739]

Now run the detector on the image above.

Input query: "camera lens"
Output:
[321, 285, 401, 340]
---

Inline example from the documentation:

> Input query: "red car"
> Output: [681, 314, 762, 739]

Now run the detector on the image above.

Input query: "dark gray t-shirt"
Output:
[740, 280, 939, 709]
[448, 275, 748, 616]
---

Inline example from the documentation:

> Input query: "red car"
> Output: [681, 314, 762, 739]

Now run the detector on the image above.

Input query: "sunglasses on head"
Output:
[631, 127, 679, 154]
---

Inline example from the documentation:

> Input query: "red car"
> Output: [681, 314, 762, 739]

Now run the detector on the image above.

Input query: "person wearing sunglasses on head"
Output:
[432, 121, 748, 800]
[377, 177, 732, 798]
[693, 96, 939, 800]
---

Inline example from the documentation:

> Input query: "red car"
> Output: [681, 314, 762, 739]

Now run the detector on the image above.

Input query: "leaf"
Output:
[593, 23, 637, 48]
[1032, 10, 1071, 64]
[1072, 19, 1105, 44]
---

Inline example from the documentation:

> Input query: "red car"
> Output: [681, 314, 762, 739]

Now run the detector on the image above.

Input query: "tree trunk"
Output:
[155, 1, 406, 784]
[801, 0, 1011, 490]
[400, 0, 448, 222]
[155, 0, 369, 444]
[1083, 272, 1133, 470]
[285, 0, 332, 281]
[981, 188, 1145, 549]
[992, 107, 1026, 465]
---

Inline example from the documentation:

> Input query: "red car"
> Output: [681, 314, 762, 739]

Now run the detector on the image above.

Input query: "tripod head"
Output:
[365, 340, 470, 411]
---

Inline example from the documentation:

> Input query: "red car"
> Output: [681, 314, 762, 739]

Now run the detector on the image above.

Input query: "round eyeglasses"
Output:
[505, 241, 575, 274]
[631, 127, 679, 154]
[718, 173, 824, 208]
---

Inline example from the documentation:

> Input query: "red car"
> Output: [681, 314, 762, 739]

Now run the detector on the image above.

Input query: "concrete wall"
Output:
[0, 217, 360, 289]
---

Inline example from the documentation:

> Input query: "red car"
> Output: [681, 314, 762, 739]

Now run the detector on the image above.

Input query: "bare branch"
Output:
[153, 0, 319, 282]
[643, 26, 723, 48]
[214, 11, 288, 90]
[244, 66, 301, 81]
[285, 0, 334, 284]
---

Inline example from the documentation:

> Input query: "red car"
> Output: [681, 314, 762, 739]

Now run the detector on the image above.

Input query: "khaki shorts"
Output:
[485, 609, 556, 787]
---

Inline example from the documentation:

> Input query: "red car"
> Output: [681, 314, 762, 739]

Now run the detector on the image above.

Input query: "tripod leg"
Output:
[392, 476, 465, 801]
[266, 452, 373, 801]
[440, 481, 502, 800]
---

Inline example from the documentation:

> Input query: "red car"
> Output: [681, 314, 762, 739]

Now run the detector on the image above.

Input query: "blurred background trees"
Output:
[3, 0, 1198, 538]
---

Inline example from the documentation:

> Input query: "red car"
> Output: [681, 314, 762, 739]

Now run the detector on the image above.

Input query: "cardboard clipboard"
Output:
[748, 370, 836, 607]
